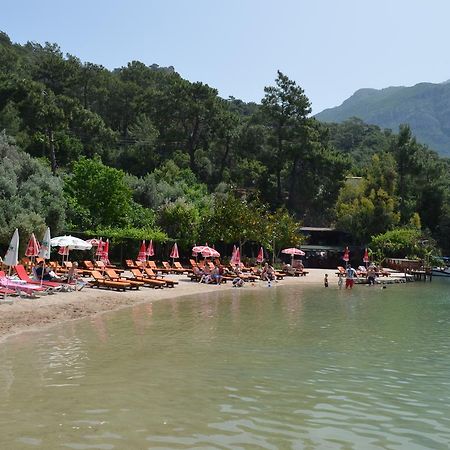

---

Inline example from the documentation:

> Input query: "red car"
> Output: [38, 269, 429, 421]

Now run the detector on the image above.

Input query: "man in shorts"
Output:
[345, 264, 357, 289]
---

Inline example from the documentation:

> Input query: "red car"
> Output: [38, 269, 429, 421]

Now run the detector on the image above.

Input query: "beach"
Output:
[0, 268, 337, 341]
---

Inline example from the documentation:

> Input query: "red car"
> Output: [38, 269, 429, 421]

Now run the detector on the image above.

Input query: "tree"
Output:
[0, 133, 66, 248]
[64, 157, 134, 230]
[261, 71, 311, 202]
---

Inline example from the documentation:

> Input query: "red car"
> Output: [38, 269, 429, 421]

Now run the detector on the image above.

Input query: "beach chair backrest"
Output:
[91, 270, 104, 281]
[105, 268, 119, 279]
[162, 262, 171, 269]
[125, 259, 134, 268]
[14, 264, 33, 282]
[131, 268, 143, 278]
[84, 260, 94, 270]
[144, 267, 156, 277]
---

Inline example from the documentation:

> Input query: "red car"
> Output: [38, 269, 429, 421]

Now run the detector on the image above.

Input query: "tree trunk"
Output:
[48, 128, 57, 175]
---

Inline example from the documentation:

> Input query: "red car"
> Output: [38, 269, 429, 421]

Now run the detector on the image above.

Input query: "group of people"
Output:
[34, 261, 85, 289]
[330, 263, 379, 289]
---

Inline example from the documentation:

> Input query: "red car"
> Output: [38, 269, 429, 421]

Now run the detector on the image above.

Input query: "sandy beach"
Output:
[0, 268, 338, 342]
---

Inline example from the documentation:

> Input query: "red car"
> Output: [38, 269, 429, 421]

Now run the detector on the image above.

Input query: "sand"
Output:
[0, 268, 336, 342]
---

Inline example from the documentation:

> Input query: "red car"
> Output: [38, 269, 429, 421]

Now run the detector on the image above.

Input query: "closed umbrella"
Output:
[101, 239, 110, 264]
[256, 247, 264, 264]
[4, 229, 19, 268]
[170, 243, 179, 261]
[25, 233, 40, 258]
[231, 247, 241, 266]
[363, 248, 370, 268]
[343, 246, 350, 263]
[96, 239, 104, 260]
[137, 240, 147, 262]
[146, 239, 154, 258]
[38, 227, 51, 286]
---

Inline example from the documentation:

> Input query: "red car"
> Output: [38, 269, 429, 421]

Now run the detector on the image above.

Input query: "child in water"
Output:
[337, 273, 344, 289]
[324, 273, 329, 287]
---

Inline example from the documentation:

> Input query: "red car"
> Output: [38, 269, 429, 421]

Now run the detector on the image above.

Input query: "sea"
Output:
[0, 279, 449, 449]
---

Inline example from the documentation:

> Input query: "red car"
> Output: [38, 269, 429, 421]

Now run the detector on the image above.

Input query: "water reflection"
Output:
[0, 280, 449, 448]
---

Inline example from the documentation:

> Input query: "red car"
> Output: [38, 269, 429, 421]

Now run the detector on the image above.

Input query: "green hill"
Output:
[316, 81, 450, 157]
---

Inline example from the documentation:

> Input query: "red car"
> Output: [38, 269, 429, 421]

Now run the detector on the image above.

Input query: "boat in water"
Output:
[432, 257, 450, 277]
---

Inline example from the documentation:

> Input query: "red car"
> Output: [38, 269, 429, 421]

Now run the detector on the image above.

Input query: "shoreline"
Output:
[0, 269, 346, 342]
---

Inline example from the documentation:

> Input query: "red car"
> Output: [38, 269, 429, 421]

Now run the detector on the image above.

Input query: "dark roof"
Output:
[300, 227, 336, 232]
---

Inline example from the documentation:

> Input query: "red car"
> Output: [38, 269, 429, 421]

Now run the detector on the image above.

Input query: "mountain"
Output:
[315, 81, 450, 157]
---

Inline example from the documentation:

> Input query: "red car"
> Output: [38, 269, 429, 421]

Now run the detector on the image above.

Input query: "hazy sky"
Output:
[2, 0, 450, 113]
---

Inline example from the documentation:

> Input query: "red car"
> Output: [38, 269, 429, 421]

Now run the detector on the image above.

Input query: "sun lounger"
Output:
[104, 269, 143, 289]
[173, 262, 192, 274]
[162, 261, 185, 274]
[130, 269, 167, 288]
[14, 264, 63, 290]
[89, 270, 131, 291]
[142, 268, 178, 287]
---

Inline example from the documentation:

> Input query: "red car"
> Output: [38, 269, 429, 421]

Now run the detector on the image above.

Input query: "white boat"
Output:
[432, 266, 450, 277]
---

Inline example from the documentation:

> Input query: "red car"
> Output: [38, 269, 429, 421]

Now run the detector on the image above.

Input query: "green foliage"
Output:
[64, 157, 134, 229]
[0, 133, 66, 247]
[370, 227, 436, 260]
[92, 226, 168, 244]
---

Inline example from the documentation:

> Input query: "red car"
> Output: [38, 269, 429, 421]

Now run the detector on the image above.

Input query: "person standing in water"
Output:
[324, 273, 329, 287]
[345, 264, 357, 289]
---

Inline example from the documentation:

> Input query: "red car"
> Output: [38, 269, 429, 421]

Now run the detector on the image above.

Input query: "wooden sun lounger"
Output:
[104, 269, 143, 289]
[89, 270, 131, 291]
[173, 262, 192, 274]
[130, 269, 168, 288]
[142, 268, 178, 287]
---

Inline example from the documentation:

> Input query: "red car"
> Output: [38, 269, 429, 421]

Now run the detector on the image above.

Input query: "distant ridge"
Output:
[315, 81, 450, 157]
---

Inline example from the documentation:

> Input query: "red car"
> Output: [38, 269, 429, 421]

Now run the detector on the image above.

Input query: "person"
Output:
[211, 266, 222, 285]
[367, 265, 377, 286]
[324, 273, 329, 287]
[66, 262, 86, 290]
[34, 261, 60, 281]
[345, 264, 357, 289]
[232, 276, 244, 287]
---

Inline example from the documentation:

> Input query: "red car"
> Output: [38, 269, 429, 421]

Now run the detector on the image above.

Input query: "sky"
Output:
[2, 0, 450, 113]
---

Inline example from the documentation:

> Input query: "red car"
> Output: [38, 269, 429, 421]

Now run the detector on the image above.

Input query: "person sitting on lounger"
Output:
[35, 261, 61, 281]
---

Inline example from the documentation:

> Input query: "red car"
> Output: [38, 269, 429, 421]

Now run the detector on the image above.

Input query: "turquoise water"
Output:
[0, 280, 449, 449]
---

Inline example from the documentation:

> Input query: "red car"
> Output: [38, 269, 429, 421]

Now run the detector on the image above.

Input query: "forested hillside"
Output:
[0, 31, 449, 257]
[316, 82, 450, 158]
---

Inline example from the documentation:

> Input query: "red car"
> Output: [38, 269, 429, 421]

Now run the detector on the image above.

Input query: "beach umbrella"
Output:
[146, 239, 155, 258]
[256, 247, 264, 264]
[25, 233, 40, 258]
[198, 246, 220, 258]
[170, 243, 179, 260]
[4, 228, 19, 268]
[363, 248, 370, 267]
[101, 239, 110, 263]
[38, 227, 51, 260]
[137, 240, 147, 262]
[192, 245, 208, 255]
[343, 246, 350, 263]
[38, 227, 51, 286]
[86, 238, 101, 246]
[281, 247, 305, 265]
[51, 235, 92, 251]
[231, 247, 241, 266]
[96, 239, 104, 260]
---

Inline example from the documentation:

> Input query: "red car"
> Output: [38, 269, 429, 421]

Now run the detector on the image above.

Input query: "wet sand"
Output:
[0, 268, 336, 342]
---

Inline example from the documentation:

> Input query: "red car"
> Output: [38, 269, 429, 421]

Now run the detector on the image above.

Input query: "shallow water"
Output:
[0, 279, 449, 449]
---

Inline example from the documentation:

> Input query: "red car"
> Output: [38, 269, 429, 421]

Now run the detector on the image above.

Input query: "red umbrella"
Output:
[96, 239, 104, 259]
[170, 243, 179, 259]
[101, 239, 110, 263]
[137, 240, 147, 261]
[192, 244, 208, 255]
[363, 248, 369, 266]
[343, 247, 350, 262]
[199, 246, 220, 258]
[256, 247, 264, 263]
[281, 247, 305, 265]
[146, 239, 154, 258]
[25, 233, 40, 257]
[231, 247, 241, 266]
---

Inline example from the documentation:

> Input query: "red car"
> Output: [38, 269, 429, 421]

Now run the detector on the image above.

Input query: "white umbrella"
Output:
[50, 235, 92, 251]
[38, 227, 51, 260]
[4, 228, 19, 267]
